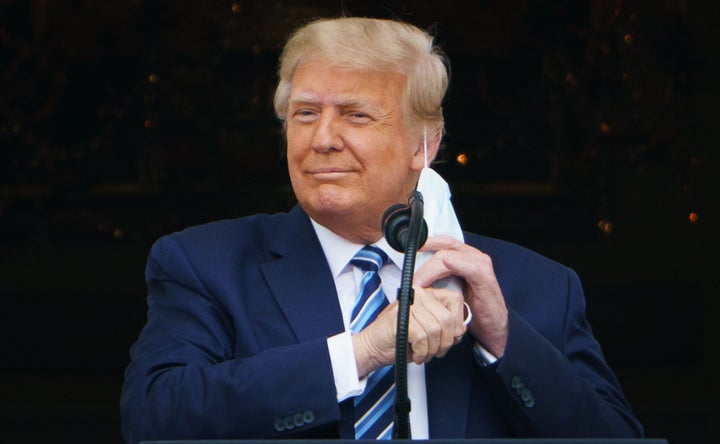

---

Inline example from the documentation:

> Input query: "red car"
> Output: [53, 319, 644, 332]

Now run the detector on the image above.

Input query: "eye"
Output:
[292, 108, 318, 123]
[347, 111, 371, 124]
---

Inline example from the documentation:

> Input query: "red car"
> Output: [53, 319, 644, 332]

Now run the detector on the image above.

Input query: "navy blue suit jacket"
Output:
[120, 205, 643, 443]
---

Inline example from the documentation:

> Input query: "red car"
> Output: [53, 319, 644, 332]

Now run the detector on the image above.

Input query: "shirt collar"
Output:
[310, 219, 404, 277]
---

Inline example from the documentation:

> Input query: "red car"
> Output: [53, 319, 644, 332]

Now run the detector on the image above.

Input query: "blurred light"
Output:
[144, 119, 154, 128]
[113, 228, 124, 239]
[688, 212, 700, 223]
[231, 2, 242, 14]
[597, 220, 614, 235]
[600, 122, 611, 134]
[148, 73, 159, 84]
[456, 153, 469, 166]
[565, 73, 577, 87]
[624, 34, 633, 44]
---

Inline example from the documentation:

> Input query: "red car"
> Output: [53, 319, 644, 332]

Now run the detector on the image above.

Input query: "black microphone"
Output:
[382, 197, 428, 253]
[381, 190, 427, 439]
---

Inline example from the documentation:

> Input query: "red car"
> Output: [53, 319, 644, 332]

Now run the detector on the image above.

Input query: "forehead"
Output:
[289, 59, 406, 108]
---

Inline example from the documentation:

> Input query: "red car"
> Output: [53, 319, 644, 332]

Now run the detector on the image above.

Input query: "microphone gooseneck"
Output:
[381, 190, 427, 439]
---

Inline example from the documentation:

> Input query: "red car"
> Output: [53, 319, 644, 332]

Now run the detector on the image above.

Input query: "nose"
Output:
[311, 111, 343, 153]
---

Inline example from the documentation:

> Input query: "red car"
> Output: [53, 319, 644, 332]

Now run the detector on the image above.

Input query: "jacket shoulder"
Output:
[463, 231, 579, 302]
[464, 232, 567, 271]
[171, 212, 289, 246]
[147, 211, 295, 274]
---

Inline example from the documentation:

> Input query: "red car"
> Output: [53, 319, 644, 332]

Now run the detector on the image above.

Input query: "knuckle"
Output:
[434, 249, 450, 262]
[413, 330, 428, 345]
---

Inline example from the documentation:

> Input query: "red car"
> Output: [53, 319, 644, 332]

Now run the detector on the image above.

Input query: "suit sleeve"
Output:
[120, 235, 343, 444]
[478, 267, 644, 437]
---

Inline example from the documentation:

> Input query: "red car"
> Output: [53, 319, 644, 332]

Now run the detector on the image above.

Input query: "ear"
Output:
[410, 128, 442, 171]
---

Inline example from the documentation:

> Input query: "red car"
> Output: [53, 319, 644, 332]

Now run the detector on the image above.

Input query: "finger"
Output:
[423, 287, 467, 338]
[419, 235, 466, 253]
[415, 236, 479, 288]
[414, 289, 457, 362]
[407, 314, 430, 364]
[439, 250, 494, 290]
[414, 251, 454, 288]
[407, 292, 439, 364]
[421, 245, 495, 291]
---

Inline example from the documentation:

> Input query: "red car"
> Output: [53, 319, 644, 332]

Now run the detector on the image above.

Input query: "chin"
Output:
[304, 186, 357, 212]
[303, 195, 372, 222]
[306, 200, 357, 220]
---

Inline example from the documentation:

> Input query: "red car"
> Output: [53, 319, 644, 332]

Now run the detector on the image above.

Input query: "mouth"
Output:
[307, 167, 356, 180]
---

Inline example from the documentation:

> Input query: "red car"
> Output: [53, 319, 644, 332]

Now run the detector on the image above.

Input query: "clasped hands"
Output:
[353, 235, 509, 378]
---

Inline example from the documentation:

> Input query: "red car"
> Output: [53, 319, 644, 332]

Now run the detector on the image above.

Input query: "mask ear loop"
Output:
[423, 126, 429, 169]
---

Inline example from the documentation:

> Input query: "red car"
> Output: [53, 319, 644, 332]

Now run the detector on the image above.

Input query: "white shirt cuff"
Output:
[327, 331, 366, 401]
[472, 341, 499, 367]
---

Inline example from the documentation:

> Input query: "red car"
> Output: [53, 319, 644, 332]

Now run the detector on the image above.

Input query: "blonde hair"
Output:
[273, 17, 448, 136]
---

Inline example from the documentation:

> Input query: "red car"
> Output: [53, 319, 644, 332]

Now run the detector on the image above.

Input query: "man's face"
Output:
[286, 58, 424, 243]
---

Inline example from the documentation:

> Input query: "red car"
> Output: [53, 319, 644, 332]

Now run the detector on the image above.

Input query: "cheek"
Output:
[285, 134, 306, 164]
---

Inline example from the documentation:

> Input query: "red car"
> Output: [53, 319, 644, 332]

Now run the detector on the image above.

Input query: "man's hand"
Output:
[414, 235, 509, 358]
[352, 286, 466, 378]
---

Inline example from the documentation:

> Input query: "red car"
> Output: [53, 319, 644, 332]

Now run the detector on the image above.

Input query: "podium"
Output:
[141, 440, 669, 444]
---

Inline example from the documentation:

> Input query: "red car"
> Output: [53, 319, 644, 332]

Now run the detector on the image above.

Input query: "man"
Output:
[121, 17, 643, 443]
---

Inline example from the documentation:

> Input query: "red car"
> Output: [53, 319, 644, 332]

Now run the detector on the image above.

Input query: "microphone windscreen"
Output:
[382, 204, 411, 252]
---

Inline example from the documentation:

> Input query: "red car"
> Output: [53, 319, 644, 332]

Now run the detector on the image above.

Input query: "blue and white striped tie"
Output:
[350, 245, 395, 440]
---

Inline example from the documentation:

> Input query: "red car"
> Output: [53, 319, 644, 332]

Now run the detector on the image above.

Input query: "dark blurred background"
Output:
[1, 1, 717, 443]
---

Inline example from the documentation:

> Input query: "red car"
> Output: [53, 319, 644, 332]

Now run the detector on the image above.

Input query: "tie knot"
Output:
[350, 245, 388, 272]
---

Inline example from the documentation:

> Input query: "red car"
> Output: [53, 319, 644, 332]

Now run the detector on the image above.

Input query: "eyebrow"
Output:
[289, 92, 372, 109]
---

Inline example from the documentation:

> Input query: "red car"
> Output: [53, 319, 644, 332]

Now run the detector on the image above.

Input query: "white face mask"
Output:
[416, 166, 464, 242]
[414, 127, 464, 293]
[416, 125, 464, 242]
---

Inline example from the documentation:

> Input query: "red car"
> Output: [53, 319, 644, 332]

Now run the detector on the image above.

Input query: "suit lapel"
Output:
[259, 205, 345, 342]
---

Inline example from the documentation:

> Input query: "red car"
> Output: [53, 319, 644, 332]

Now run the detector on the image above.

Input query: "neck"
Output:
[311, 214, 383, 245]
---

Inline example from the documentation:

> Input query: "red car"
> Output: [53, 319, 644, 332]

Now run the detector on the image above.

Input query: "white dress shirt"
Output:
[311, 220, 430, 439]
